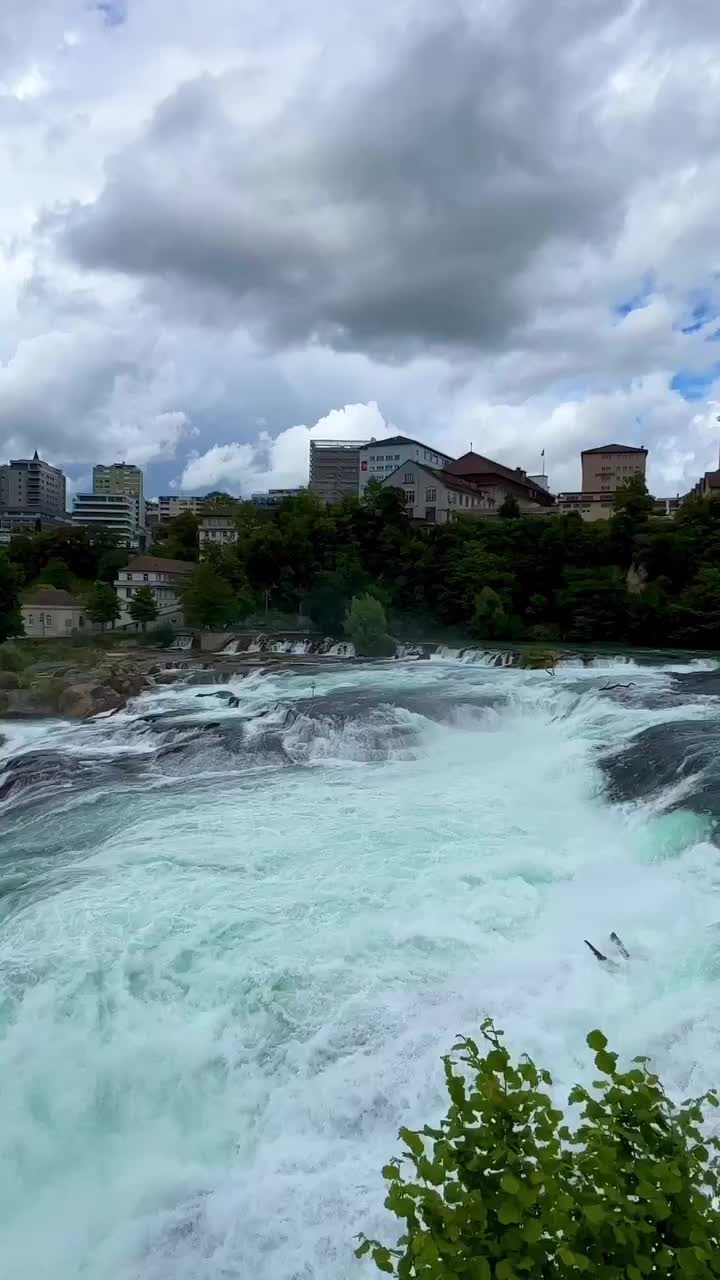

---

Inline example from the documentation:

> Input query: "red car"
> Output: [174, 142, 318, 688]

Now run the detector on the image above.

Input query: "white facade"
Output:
[21, 589, 87, 636]
[198, 513, 238, 555]
[114, 556, 194, 626]
[73, 492, 143, 545]
[381, 460, 490, 522]
[358, 436, 454, 496]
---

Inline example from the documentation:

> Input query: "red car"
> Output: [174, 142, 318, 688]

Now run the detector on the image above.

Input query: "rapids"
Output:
[2, 653, 720, 1278]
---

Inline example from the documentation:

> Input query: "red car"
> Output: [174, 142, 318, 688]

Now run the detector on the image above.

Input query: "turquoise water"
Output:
[1, 656, 720, 1278]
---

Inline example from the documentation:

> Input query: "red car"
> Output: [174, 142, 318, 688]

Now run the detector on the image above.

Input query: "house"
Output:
[381, 461, 494, 522]
[555, 492, 616, 522]
[358, 436, 454, 496]
[198, 511, 239, 556]
[446, 452, 555, 511]
[21, 586, 87, 637]
[114, 555, 195, 627]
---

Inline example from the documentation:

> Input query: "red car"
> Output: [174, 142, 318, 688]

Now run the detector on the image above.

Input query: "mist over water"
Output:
[2, 655, 720, 1278]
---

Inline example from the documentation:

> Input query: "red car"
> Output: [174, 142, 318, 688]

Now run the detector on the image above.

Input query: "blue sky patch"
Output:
[670, 366, 720, 400]
[614, 272, 655, 319]
[96, 0, 128, 27]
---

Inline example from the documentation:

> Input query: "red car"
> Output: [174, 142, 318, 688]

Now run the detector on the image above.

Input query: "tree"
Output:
[179, 563, 242, 628]
[498, 493, 521, 519]
[0, 553, 23, 643]
[42, 558, 72, 590]
[84, 581, 121, 631]
[128, 585, 159, 631]
[344, 594, 395, 656]
[358, 1020, 720, 1278]
[470, 586, 510, 639]
[151, 512, 199, 562]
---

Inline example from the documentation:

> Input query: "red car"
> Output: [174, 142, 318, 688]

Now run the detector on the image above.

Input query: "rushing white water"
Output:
[2, 655, 720, 1279]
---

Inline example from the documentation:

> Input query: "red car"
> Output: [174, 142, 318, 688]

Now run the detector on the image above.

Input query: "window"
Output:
[403, 472, 413, 483]
[45, 614, 52, 626]
[404, 490, 415, 505]
[65, 618, 72, 629]
[127, 573, 133, 581]
[27, 613, 34, 624]
[425, 507, 436, 522]
[425, 487, 437, 502]
[143, 573, 149, 580]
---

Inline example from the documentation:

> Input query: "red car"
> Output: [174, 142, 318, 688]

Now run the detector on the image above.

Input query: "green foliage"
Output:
[179, 563, 243, 628]
[470, 587, 511, 640]
[357, 1021, 720, 1278]
[128, 585, 159, 631]
[345, 594, 395, 656]
[0, 644, 27, 672]
[0, 554, 24, 644]
[151, 512, 200, 562]
[42, 557, 72, 590]
[498, 494, 521, 519]
[150, 621, 176, 647]
[84, 581, 121, 631]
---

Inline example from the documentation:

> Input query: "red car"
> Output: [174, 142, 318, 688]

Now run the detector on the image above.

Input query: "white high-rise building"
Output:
[72, 493, 143, 545]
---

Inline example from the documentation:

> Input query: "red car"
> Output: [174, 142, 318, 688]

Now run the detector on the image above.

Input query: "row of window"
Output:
[368, 452, 401, 462]
[25, 614, 84, 628]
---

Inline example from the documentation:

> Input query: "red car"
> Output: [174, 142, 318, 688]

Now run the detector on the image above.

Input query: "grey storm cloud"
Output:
[55, 1, 635, 359]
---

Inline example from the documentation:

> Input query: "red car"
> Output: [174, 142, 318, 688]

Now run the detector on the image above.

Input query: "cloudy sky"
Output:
[2, 0, 720, 500]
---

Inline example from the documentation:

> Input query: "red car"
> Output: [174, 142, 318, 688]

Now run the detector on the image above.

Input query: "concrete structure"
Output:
[251, 488, 305, 507]
[21, 586, 87, 637]
[309, 440, 367, 503]
[93, 462, 145, 528]
[358, 436, 454, 496]
[198, 510, 239, 555]
[556, 492, 616, 522]
[0, 451, 66, 518]
[581, 444, 647, 494]
[114, 554, 195, 626]
[381, 460, 492, 522]
[446, 453, 555, 511]
[72, 492, 143, 545]
[158, 495, 207, 522]
[144, 500, 160, 537]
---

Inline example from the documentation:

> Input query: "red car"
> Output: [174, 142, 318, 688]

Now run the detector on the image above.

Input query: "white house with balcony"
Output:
[114, 555, 195, 626]
[357, 435, 454, 496]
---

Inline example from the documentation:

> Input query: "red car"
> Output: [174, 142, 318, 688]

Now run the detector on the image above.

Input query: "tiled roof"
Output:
[581, 443, 647, 455]
[22, 586, 82, 608]
[126, 555, 196, 573]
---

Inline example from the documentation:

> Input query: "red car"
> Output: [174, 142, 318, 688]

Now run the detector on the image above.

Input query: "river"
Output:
[2, 653, 720, 1278]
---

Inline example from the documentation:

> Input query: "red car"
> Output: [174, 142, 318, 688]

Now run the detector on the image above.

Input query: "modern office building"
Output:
[309, 440, 367, 503]
[72, 492, 143, 545]
[251, 488, 305, 507]
[158, 495, 208, 522]
[0, 451, 66, 517]
[93, 462, 145, 528]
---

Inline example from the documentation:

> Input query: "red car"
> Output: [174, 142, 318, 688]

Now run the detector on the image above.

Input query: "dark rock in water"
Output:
[601, 719, 720, 817]
[672, 670, 720, 698]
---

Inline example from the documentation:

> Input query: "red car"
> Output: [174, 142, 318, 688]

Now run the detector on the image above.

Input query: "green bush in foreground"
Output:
[357, 1021, 720, 1278]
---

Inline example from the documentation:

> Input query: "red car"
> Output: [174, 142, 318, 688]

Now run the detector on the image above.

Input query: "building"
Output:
[309, 439, 367, 504]
[158, 495, 208, 522]
[144, 500, 160, 538]
[0, 451, 66, 518]
[689, 469, 720, 499]
[358, 436, 454, 496]
[251, 488, 305, 507]
[555, 492, 615, 522]
[581, 444, 648, 493]
[114, 554, 195, 626]
[446, 453, 555, 512]
[0, 511, 74, 545]
[20, 586, 87, 638]
[93, 462, 145, 528]
[381, 461, 494, 522]
[72, 492, 144, 545]
[198, 510, 239, 555]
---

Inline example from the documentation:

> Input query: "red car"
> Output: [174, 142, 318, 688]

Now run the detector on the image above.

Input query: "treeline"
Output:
[4, 477, 720, 647]
[167, 477, 720, 647]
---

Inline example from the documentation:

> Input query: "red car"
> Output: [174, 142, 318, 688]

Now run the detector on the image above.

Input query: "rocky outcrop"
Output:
[0, 660, 149, 721]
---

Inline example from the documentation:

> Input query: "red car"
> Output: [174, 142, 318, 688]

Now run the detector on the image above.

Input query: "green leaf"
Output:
[382, 1165, 400, 1181]
[501, 1173, 521, 1195]
[497, 1199, 522, 1225]
[584, 1203, 605, 1225]
[467, 1260, 491, 1280]
[594, 1049, 618, 1075]
[586, 1029, 608, 1051]
[399, 1127, 424, 1157]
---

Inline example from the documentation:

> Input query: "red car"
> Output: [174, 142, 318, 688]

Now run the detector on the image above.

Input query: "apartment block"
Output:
[0, 451, 66, 517]
[581, 444, 647, 494]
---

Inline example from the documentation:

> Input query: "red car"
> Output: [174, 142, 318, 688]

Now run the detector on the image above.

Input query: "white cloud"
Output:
[179, 401, 392, 492]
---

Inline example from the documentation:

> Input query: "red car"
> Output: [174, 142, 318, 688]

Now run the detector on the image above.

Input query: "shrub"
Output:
[345, 594, 395, 657]
[0, 644, 27, 672]
[151, 622, 176, 648]
[357, 1020, 720, 1278]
